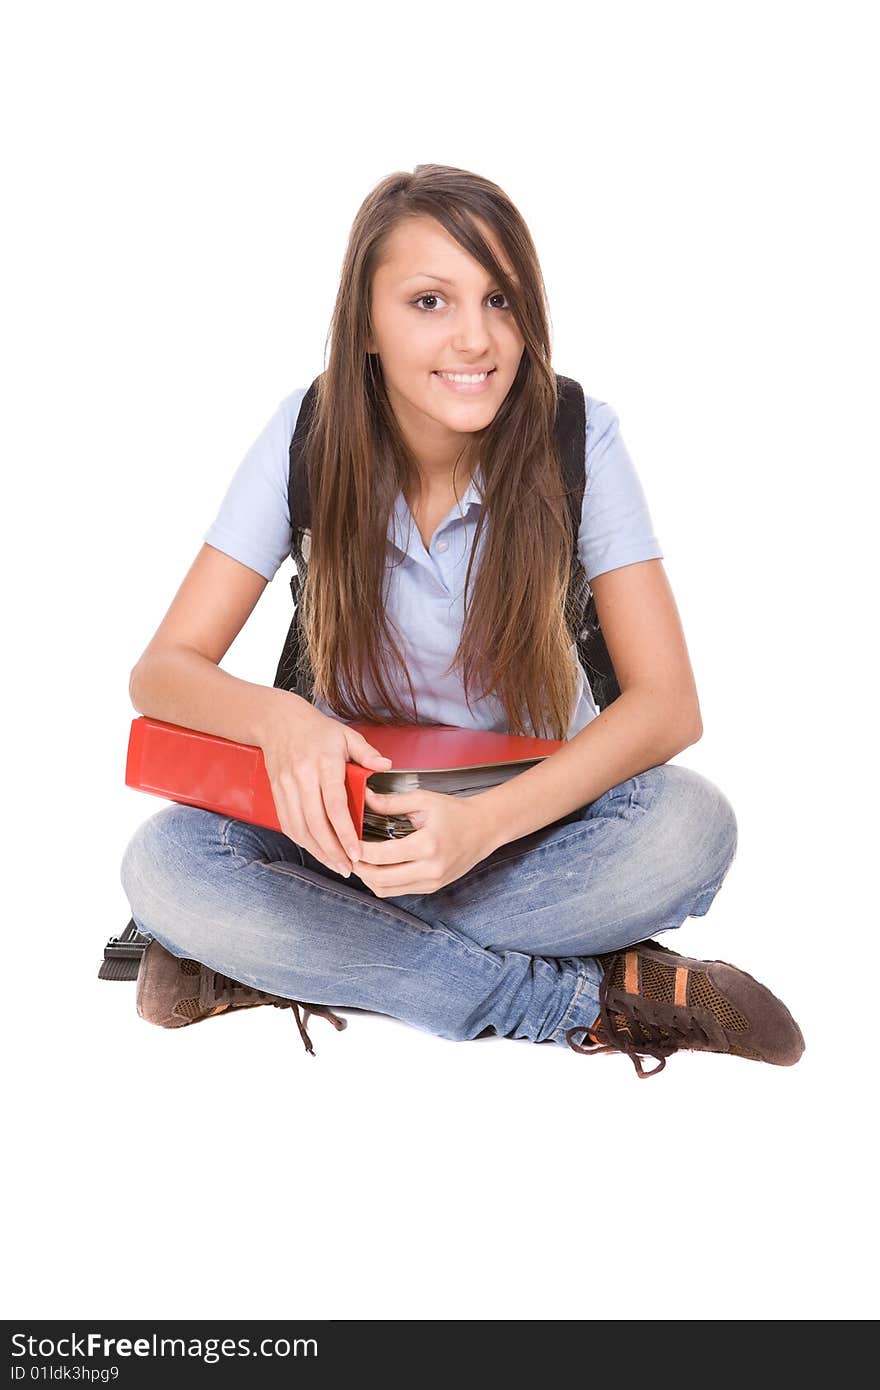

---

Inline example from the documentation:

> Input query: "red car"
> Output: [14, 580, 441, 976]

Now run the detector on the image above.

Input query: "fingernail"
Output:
[336, 863, 351, 877]
[347, 847, 360, 862]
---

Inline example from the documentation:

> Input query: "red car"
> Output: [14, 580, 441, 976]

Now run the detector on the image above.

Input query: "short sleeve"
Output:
[202, 387, 307, 582]
[577, 398, 664, 582]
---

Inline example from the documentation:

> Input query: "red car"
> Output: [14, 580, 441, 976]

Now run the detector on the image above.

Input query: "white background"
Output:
[3, 0, 876, 1322]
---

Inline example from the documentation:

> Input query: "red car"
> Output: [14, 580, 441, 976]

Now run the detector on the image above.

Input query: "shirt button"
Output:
[436, 539, 448, 552]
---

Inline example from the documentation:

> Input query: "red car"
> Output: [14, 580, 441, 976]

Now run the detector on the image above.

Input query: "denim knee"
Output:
[119, 804, 229, 940]
[120, 806, 166, 906]
[658, 764, 738, 908]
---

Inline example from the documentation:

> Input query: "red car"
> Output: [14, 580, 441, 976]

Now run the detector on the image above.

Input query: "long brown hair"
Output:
[296, 163, 580, 740]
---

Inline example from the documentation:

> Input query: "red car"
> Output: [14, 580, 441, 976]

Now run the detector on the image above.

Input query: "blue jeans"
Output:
[119, 763, 737, 1047]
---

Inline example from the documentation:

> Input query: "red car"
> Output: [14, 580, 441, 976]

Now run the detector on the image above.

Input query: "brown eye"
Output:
[412, 291, 511, 313]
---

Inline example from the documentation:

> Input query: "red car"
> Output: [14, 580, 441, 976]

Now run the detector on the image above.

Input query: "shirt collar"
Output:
[388, 464, 485, 558]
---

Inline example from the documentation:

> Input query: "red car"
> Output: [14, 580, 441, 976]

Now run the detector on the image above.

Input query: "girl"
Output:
[120, 164, 804, 1079]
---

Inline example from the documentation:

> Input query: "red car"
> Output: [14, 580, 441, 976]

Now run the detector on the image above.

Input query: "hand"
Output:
[352, 786, 497, 897]
[259, 692, 393, 877]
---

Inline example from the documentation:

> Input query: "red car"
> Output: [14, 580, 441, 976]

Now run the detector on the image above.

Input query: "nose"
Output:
[450, 302, 494, 356]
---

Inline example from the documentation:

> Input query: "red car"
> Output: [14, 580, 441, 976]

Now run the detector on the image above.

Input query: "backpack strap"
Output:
[272, 378, 320, 698]
[273, 372, 620, 712]
[555, 374, 621, 711]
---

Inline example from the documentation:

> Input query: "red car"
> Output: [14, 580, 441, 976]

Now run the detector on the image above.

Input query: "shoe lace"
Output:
[565, 959, 714, 1079]
[289, 999, 348, 1056]
[209, 970, 348, 1056]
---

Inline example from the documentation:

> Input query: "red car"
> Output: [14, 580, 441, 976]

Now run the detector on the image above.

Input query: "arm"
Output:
[130, 388, 301, 745]
[474, 559, 703, 854]
[128, 542, 301, 747]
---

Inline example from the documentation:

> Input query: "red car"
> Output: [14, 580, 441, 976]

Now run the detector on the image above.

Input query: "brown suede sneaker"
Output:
[566, 939, 805, 1078]
[135, 939, 348, 1056]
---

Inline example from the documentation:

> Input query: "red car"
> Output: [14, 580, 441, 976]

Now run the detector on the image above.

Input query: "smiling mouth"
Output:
[432, 368, 497, 381]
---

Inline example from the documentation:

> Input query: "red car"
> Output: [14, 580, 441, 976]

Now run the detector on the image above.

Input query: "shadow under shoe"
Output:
[135, 939, 347, 1056]
[566, 939, 805, 1079]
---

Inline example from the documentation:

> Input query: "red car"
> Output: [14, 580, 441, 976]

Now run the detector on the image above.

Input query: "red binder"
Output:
[125, 715, 564, 838]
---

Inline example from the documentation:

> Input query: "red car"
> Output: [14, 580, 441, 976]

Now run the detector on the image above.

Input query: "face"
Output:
[366, 215, 526, 480]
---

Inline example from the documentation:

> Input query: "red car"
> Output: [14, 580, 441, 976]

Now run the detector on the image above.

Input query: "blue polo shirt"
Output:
[204, 386, 664, 738]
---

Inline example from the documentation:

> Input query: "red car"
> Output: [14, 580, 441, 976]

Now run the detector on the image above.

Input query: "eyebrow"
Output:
[401, 271, 511, 286]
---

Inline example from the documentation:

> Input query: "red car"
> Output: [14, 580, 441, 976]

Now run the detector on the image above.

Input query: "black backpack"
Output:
[272, 371, 621, 719]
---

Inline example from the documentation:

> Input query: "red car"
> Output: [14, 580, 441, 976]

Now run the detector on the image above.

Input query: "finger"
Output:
[364, 787, 426, 829]
[321, 762, 363, 863]
[360, 741, 393, 769]
[271, 776, 315, 858]
[364, 787, 422, 813]
[297, 775, 352, 875]
[356, 830, 426, 866]
[355, 863, 432, 896]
